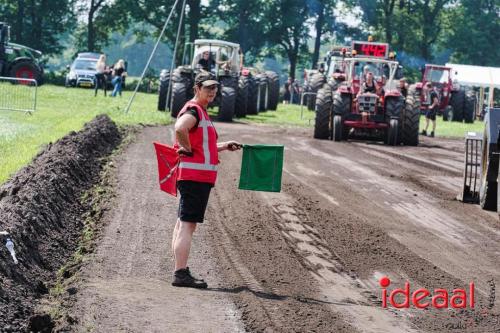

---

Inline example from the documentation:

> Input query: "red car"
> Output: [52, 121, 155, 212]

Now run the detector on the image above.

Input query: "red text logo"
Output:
[380, 276, 475, 309]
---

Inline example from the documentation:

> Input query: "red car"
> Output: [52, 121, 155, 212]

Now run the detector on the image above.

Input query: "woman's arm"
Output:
[175, 114, 197, 153]
[217, 141, 242, 152]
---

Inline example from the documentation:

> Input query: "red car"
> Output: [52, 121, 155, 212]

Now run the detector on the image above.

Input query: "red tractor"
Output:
[410, 64, 476, 122]
[314, 54, 420, 146]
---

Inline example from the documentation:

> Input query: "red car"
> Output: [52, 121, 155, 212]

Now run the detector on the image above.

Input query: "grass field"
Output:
[0, 84, 484, 184]
[0, 84, 171, 184]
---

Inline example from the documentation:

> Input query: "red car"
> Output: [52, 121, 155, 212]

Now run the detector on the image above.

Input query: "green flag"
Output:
[238, 144, 284, 192]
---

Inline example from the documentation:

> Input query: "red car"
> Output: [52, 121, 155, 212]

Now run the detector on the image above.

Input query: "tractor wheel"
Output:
[333, 92, 351, 140]
[443, 106, 453, 121]
[401, 95, 420, 146]
[256, 74, 268, 111]
[464, 90, 476, 123]
[327, 78, 342, 92]
[265, 71, 280, 110]
[9, 60, 42, 84]
[307, 73, 326, 110]
[449, 90, 465, 122]
[236, 76, 249, 117]
[170, 81, 187, 118]
[408, 84, 421, 110]
[247, 76, 259, 115]
[218, 86, 236, 122]
[385, 96, 404, 119]
[157, 72, 170, 111]
[313, 87, 332, 140]
[332, 115, 343, 142]
[479, 128, 498, 211]
[386, 119, 399, 146]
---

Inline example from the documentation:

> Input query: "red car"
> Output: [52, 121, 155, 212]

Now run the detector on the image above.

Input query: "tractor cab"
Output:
[190, 39, 241, 78]
[345, 57, 400, 99]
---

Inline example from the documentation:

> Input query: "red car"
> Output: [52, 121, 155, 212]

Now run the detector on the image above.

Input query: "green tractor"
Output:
[0, 22, 44, 84]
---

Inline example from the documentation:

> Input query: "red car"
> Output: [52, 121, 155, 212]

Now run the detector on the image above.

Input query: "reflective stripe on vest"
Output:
[176, 102, 218, 181]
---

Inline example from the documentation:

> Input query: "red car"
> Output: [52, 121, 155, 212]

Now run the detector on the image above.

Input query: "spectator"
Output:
[421, 82, 439, 137]
[94, 54, 109, 97]
[398, 78, 408, 98]
[292, 79, 300, 104]
[111, 59, 127, 97]
[283, 77, 292, 104]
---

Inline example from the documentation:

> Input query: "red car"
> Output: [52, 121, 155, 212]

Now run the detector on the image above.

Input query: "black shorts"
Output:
[425, 108, 437, 121]
[177, 180, 213, 223]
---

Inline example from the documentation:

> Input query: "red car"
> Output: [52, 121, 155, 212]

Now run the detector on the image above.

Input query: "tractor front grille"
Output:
[358, 95, 378, 113]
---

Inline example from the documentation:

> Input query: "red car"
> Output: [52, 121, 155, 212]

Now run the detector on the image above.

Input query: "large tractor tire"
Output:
[313, 88, 332, 140]
[408, 84, 421, 110]
[479, 126, 498, 211]
[332, 92, 351, 140]
[236, 76, 249, 117]
[401, 95, 420, 146]
[442, 106, 453, 121]
[464, 90, 476, 123]
[256, 74, 268, 112]
[332, 115, 344, 142]
[449, 90, 465, 122]
[157, 71, 170, 111]
[9, 60, 43, 84]
[386, 119, 399, 146]
[247, 76, 259, 115]
[265, 71, 280, 111]
[170, 81, 187, 118]
[218, 86, 236, 122]
[307, 73, 326, 110]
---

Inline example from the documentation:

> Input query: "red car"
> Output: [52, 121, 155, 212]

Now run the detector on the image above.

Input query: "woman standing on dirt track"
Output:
[172, 72, 242, 289]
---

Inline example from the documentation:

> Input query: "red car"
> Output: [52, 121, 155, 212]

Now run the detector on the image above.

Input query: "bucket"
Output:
[238, 144, 284, 192]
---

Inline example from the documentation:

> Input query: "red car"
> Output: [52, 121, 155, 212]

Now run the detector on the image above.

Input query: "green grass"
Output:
[0, 84, 171, 184]
[419, 116, 484, 138]
[215, 103, 315, 127]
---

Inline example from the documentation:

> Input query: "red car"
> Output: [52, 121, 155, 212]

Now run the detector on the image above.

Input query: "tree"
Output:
[309, 0, 338, 69]
[264, 0, 310, 79]
[0, 0, 75, 55]
[355, 0, 452, 61]
[445, 0, 500, 66]
[206, 0, 267, 56]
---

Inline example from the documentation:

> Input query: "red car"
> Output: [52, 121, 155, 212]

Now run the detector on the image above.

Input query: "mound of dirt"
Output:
[0, 115, 121, 332]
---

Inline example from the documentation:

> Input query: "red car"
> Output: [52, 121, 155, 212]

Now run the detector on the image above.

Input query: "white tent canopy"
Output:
[446, 63, 500, 89]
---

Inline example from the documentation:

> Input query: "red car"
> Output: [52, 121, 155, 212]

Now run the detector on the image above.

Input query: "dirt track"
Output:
[68, 122, 500, 332]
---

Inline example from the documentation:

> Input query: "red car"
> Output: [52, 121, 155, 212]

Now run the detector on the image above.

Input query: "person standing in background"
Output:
[111, 59, 127, 97]
[94, 54, 108, 97]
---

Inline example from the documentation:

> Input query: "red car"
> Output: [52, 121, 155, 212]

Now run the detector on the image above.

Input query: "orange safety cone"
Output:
[153, 142, 179, 196]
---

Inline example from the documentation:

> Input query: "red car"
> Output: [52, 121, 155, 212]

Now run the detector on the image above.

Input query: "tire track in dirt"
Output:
[262, 191, 419, 333]
[214, 123, 500, 332]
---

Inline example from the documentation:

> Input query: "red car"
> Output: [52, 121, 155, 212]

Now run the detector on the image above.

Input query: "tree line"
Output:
[0, 0, 498, 79]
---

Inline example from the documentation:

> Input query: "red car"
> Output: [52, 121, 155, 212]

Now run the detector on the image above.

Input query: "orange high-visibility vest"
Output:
[174, 101, 219, 185]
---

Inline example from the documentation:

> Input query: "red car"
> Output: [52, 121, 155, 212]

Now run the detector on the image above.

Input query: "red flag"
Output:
[153, 142, 179, 197]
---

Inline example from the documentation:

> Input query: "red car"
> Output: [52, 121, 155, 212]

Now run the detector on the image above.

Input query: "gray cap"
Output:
[195, 71, 219, 87]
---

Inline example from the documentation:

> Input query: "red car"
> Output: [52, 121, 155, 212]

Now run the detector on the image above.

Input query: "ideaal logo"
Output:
[379, 276, 475, 309]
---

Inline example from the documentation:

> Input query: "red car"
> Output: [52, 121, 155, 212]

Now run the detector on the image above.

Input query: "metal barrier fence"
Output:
[300, 92, 317, 119]
[0, 76, 37, 113]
